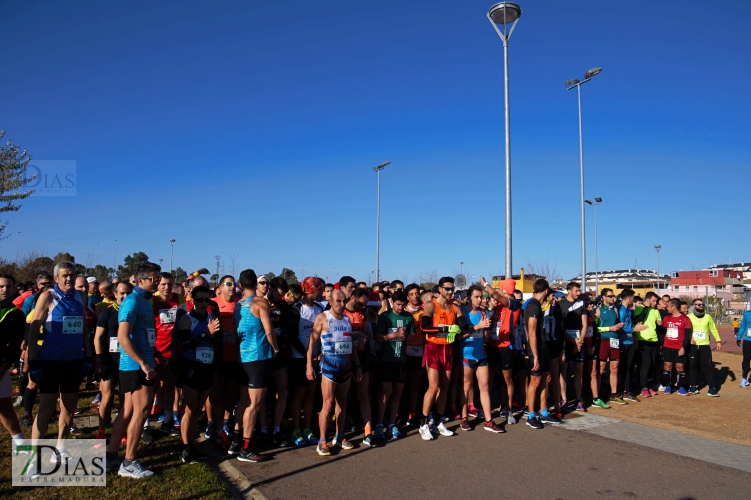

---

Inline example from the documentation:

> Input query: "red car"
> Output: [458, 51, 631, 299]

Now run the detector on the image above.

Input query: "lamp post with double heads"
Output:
[169, 239, 176, 273]
[487, 2, 521, 279]
[373, 161, 391, 283]
[566, 67, 602, 292]
[585, 197, 602, 293]
[655, 245, 661, 291]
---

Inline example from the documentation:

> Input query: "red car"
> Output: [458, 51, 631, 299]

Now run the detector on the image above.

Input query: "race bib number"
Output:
[692, 330, 707, 341]
[62, 316, 83, 334]
[222, 329, 236, 344]
[490, 324, 500, 340]
[147, 328, 156, 347]
[335, 340, 352, 355]
[666, 328, 679, 339]
[196, 347, 214, 364]
[109, 337, 119, 353]
[566, 329, 579, 338]
[159, 308, 177, 324]
[406, 344, 424, 357]
[470, 329, 484, 339]
[586, 327, 593, 338]
[391, 340, 404, 358]
[609, 338, 620, 349]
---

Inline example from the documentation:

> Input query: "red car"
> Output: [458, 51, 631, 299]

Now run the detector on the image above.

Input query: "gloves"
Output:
[446, 325, 461, 344]
[96, 354, 110, 381]
[737, 339, 741, 347]
[82, 359, 93, 376]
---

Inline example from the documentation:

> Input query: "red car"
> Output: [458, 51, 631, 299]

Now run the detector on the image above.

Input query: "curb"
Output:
[194, 436, 270, 500]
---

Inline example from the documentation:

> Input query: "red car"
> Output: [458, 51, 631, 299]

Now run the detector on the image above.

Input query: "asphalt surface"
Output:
[233, 416, 751, 500]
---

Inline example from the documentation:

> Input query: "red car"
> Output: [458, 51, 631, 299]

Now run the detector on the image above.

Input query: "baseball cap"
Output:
[86, 277, 97, 284]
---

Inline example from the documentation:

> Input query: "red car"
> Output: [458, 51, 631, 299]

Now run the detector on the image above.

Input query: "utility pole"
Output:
[215, 255, 221, 287]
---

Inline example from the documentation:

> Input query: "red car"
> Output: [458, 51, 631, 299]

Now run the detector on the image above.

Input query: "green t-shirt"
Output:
[376, 310, 415, 363]
[636, 307, 661, 342]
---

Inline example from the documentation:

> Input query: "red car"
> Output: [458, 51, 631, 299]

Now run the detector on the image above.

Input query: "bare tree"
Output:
[414, 269, 439, 289]
[524, 258, 561, 281]
[228, 252, 239, 279]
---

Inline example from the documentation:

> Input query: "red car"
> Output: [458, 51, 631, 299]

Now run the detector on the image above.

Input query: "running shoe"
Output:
[526, 416, 544, 430]
[592, 399, 611, 409]
[500, 407, 509, 417]
[707, 389, 720, 397]
[303, 428, 317, 445]
[238, 448, 270, 462]
[362, 434, 377, 447]
[460, 418, 471, 431]
[507, 414, 518, 425]
[204, 421, 217, 439]
[689, 386, 700, 395]
[522, 406, 529, 416]
[292, 430, 305, 447]
[467, 406, 479, 419]
[13, 396, 23, 407]
[20, 416, 32, 428]
[68, 423, 82, 437]
[576, 401, 587, 412]
[664, 386, 672, 395]
[609, 395, 627, 405]
[389, 425, 402, 439]
[118, 459, 154, 478]
[105, 453, 121, 473]
[140, 428, 153, 444]
[160, 419, 173, 435]
[649, 388, 659, 396]
[658, 384, 666, 392]
[157, 413, 167, 423]
[332, 437, 353, 450]
[483, 420, 505, 433]
[216, 430, 232, 448]
[740, 378, 749, 388]
[172, 413, 181, 430]
[623, 393, 640, 403]
[676, 387, 689, 396]
[316, 441, 331, 456]
[419, 424, 434, 441]
[540, 413, 562, 424]
[223, 424, 234, 438]
[273, 432, 288, 448]
[640, 388, 651, 398]
[375, 424, 385, 441]
[227, 441, 241, 455]
[179, 445, 207, 464]
[437, 422, 454, 437]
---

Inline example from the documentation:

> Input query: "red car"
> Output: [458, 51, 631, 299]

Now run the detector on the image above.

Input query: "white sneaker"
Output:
[507, 414, 518, 425]
[418, 424, 433, 441]
[13, 396, 23, 407]
[658, 385, 666, 392]
[436, 422, 454, 437]
[118, 459, 154, 478]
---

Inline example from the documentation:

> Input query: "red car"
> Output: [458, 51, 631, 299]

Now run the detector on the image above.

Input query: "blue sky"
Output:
[2, 0, 749, 283]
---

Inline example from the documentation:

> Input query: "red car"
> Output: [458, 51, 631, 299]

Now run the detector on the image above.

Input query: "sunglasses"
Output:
[194, 297, 211, 304]
[258, 281, 269, 286]
[38, 282, 52, 287]
[605, 295, 615, 298]
[694, 303, 704, 307]
[222, 282, 234, 287]
[442, 287, 455, 292]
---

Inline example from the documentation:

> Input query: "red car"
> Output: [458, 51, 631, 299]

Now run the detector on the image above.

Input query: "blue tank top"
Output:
[181, 311, 215, 364]
[462, 308, 487, 361]
[235, 295, 272, 362]
[39, 285, 85, 361]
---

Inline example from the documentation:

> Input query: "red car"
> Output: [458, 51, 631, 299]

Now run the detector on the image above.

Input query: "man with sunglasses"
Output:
[210, 275, 239, 448]
[418, 276, 469, 441]
[595, 288, 625, 406]
[687, 298, 722, 396]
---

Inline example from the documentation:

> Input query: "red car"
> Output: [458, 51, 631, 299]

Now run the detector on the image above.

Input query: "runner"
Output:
[307, 289, 362, 455]
[176, 285, 220, 463]
[524, 279, 552, 429]
[404, 284, 428, 426]
[539, 289, 564, 423]
[418, 276, 468, 441]
[635, 292, 663, 398]
[234, 269, 278, 462]
[457, 285, 504, 433]
[687, 298, 722, 396]
[374, 289, 414, 440]
[106, 261, 161, 478]
[0, 273, 26, 449]
[559, 282, 587, 411]
[616, 289, 646, 402]
[27, 262, 91, 447]
[93, 281, 132, 441]
[211, 275, 239, 448]
[344, 284, 377, 446]
[595, 288, 625, 406]
[286, 277, 324, 448]
[660, 299, 692, 396]
[738, 307, 751, 388]
[95, 282, 116, 316]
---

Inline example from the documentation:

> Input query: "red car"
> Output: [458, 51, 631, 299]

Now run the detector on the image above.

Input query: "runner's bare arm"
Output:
[479, 277, 509, 307]
[94, 326, 107, 355]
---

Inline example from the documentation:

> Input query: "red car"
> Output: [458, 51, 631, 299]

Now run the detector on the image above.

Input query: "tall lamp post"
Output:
[566, 67, 603, 292]
[585, 197, 602, 292]
[15, 232, 20, 262]
[487, 2, 521, 279]
[169, 239, 176, 273]
[655, 245, 661, 291]
[373, 161, 391, 283]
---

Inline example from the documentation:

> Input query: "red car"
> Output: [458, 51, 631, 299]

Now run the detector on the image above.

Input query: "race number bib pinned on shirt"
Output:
[159, 308, 177, 324]
[470, 328, 484, 339]
[586, 327, 593, 338]
[692, 330, 707, 341]
[406, 344, 424, 357]
[222, 329, 236, 344]
[146, 328, 156, 347]
[391, 340, 404, 358]
[566, 329, 579, 338]
[609, 338, 620, 349]
[666, 328, 679, 339]
[109, 337, 119, 353]
[335, 339, 353, 355]
[196, 347, 214, 364]
[490, 324, 500, 341]
[62, 316, 83, 334]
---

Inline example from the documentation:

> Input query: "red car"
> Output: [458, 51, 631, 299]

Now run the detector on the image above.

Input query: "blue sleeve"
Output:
[118, 295, 137, 325]
[22, 295, 34, 316]
[740, 313, 749, 340]
[620, 306, 634, 333]
[234, 302, 242, 329]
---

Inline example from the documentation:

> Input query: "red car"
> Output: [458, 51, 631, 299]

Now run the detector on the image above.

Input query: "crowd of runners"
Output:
[0, 260, 741, 480]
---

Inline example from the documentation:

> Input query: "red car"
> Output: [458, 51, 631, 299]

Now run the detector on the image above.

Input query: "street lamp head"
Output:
[170, 239, 176, 243]
[594, 197, 602, 203]
[564, 79, 580, 87]
[373, 161, 390, 172]
[488, 2, 522, 24]
[584, 67, 603, 79]
[655, 245, 661, 250]
[585, 199, 593, 205]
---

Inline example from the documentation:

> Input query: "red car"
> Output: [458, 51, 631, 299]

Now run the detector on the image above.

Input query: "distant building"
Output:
[665, 269, 744, 301]
[706, 262, 751, 286]
[568, 269, 668, 295]
[492, 268, 545, 294]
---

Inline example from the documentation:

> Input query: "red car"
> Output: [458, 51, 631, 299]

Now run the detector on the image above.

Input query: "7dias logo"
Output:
[12, 439, 106, 486]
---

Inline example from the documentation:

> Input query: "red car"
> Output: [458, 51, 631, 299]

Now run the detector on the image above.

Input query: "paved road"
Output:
[232, 415, 751, 500]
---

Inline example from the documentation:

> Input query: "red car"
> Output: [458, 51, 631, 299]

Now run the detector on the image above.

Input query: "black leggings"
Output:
[688, 344, 715, 390]
[742, 341, 751, 380]
[638, 341, 659, 389]
[618, 343, 637, 394]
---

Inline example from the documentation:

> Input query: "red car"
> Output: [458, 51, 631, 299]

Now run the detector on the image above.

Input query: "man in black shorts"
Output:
[525, 279, 551, 429]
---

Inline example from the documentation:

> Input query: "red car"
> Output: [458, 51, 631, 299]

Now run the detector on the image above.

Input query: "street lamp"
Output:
[373, 161, 391, 283]
[113, 239, 117, 277]
[585, 197, 602, 293]
[655, 245, 661, 291]
[15, 232, 20, 262]
[487, 2, 521, 279]
[169, 239, 176, 273]
[566, 66, 603, 292]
